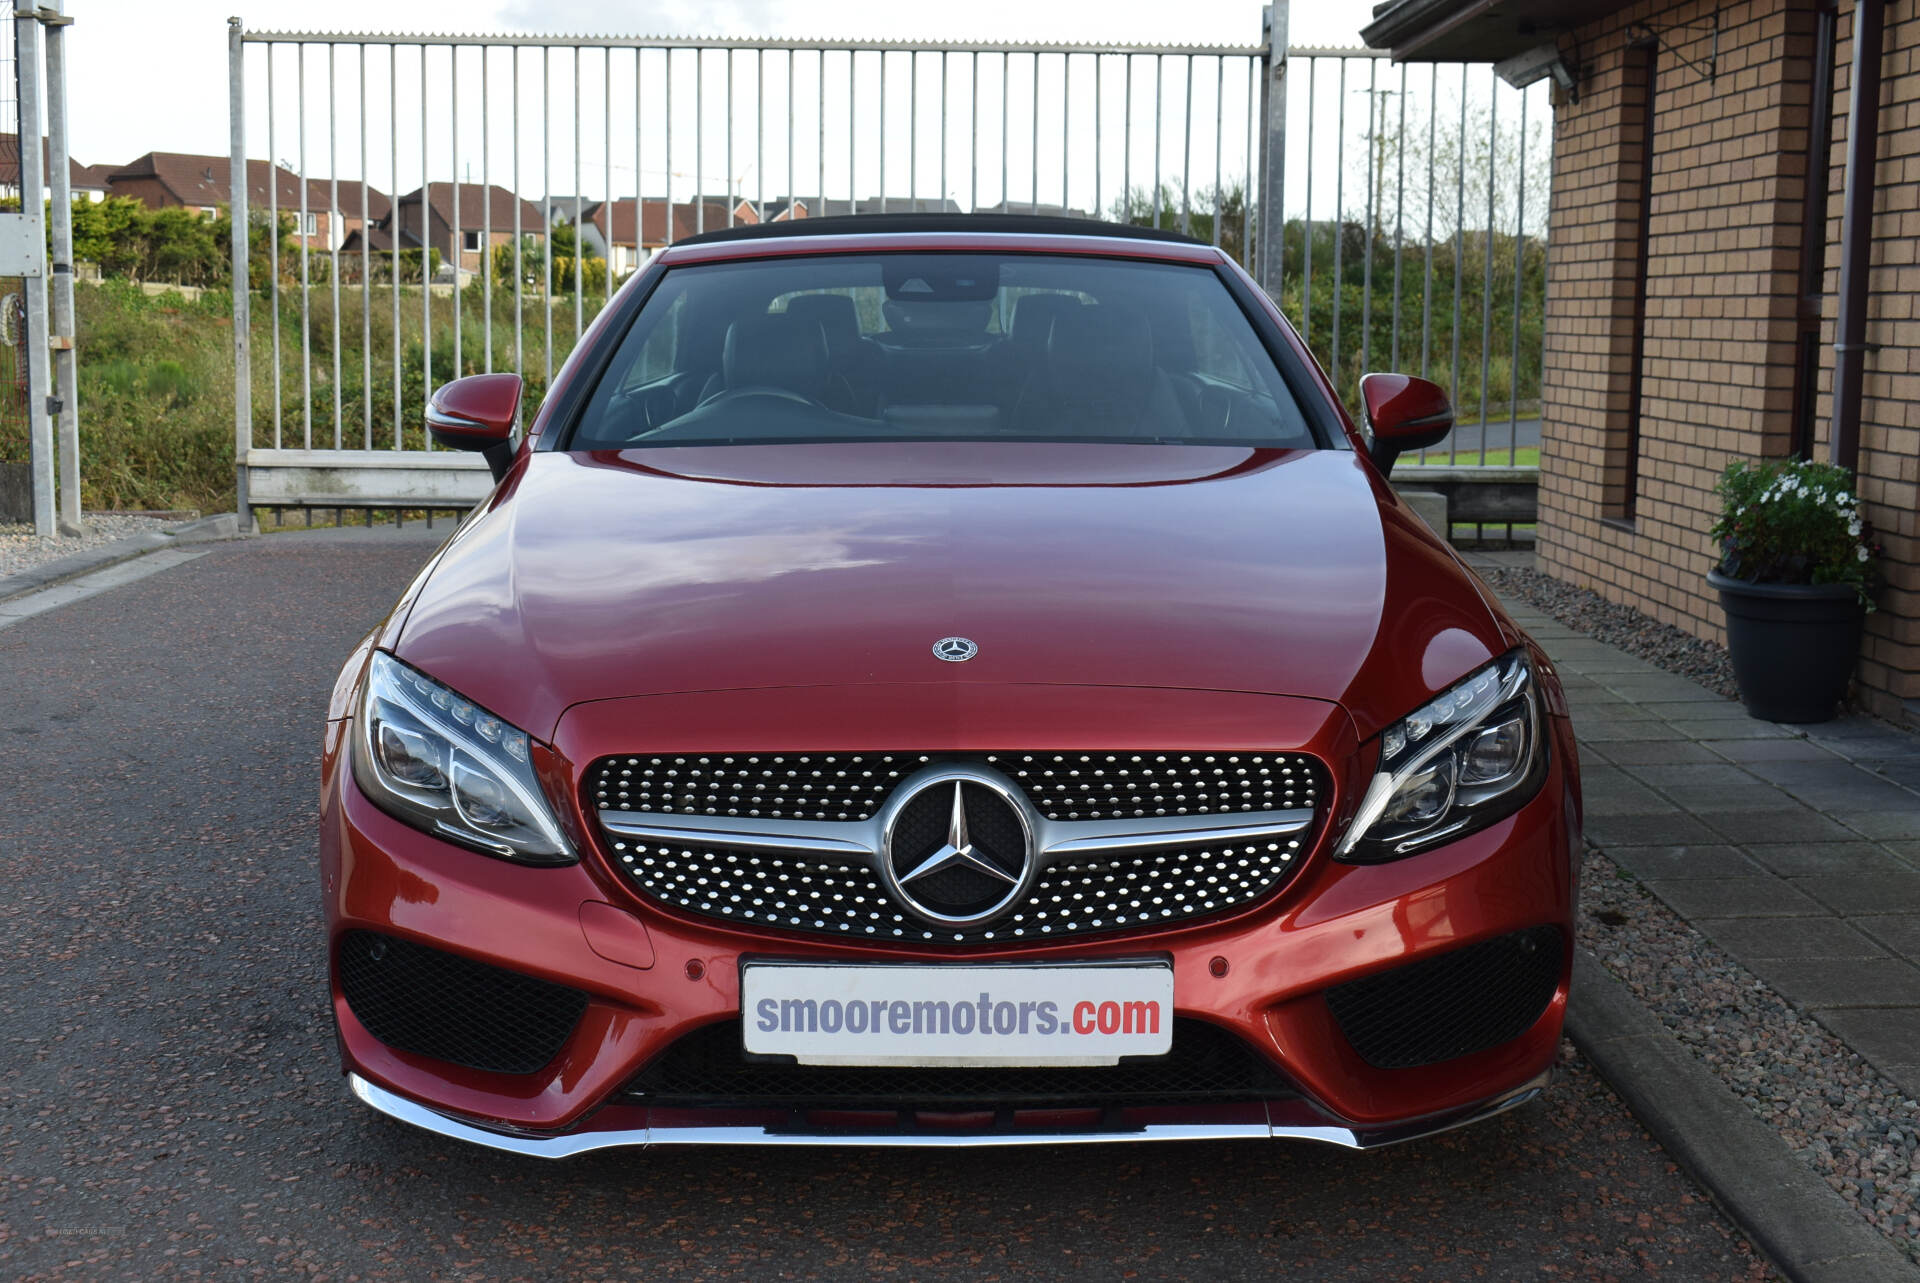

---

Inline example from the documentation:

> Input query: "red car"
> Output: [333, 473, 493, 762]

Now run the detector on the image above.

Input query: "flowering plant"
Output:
[1710, 459, 1879, 609]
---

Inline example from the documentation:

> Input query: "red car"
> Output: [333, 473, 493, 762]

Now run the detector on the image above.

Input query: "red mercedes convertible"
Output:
[320, 215, 1580, 1156]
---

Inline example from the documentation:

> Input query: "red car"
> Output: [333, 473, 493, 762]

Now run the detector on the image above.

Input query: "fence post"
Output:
[44, 0, 80, 535]
[15, 5, 53, 536]
[229, 17, 254, 532]
[1257, 4, 1289, 302]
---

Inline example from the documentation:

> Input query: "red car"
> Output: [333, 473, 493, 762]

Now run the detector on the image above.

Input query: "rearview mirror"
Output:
[427, 374, 523, 481]
[1359, 373, 1453, 476]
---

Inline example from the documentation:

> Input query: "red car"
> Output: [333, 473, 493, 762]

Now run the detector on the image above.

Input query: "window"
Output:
[568, 252, 1320, 451]
[1790, 0, 1839, 460]
[619, 292, 685, 389]
[1189, 297, 1255, 390]
[463, 230, 482, 252]
[301, 211, 317, 237]
[1610, 42, 1658, 525]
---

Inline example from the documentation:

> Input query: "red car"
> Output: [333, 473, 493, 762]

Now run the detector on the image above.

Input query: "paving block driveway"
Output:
[0, 531, 1777, 1281]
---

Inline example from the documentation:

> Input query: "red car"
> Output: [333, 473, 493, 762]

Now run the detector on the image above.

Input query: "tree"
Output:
[497, 225, 602, 295]
[1359, 90, 1551, 244]
[1109, 181, 1254, 266]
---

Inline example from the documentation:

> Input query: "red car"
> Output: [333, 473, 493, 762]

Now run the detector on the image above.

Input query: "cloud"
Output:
[490, 0, 1259, 45]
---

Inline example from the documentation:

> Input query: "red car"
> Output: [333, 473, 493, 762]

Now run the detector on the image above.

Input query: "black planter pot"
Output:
[1708, 570, 1864, 723]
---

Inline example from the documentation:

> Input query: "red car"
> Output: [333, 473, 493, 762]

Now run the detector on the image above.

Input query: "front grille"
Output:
[593, 749, 1321, 945]
[1325, 926, 1564, 1070]
[589, 751, 1317, 823]
[609, 831, 1307, 944]
[623, 1018, 1295, 1108]
[336, 930, 589, 1075]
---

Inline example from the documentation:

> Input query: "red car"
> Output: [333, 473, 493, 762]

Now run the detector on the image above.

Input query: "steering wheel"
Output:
[696, 385, 825, 411]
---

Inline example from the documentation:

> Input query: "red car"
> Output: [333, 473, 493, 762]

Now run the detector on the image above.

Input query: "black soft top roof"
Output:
[673, 213, 1207, 248]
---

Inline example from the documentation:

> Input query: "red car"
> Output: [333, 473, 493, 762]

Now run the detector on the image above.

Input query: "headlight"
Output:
[1337, 649, 1547, 862]
[350, 651, 575, 865]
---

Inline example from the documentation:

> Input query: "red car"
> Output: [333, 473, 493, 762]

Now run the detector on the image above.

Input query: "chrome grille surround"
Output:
[588, 751, 1316, 823]
[591, 756, 1322, 944]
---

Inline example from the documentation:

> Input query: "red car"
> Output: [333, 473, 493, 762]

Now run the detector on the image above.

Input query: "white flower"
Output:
[1858, 546, 1870, 562]
[1848, 518, 1862, 536]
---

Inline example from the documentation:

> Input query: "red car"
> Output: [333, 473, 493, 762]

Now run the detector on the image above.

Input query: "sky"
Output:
[50, 0, 1562, 240]
[67, 0, 1388, 215]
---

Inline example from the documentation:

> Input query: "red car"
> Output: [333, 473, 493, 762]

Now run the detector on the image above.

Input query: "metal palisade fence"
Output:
[5, 4, 78, 537]
[225, 6, 1549, 523]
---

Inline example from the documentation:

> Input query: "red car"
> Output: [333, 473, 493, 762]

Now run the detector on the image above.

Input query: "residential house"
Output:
[811, 197, 962, 217]
[106, 151, 351, 250]
[347, 182, 545, 276]
[308, 178, 390, 252]
[574, 197, 741, 273]
[0, 133, 113, 202]
[1363, 0, 1920, 723]
[975, 199, 1093, 219]
[70, 163, 113, 202]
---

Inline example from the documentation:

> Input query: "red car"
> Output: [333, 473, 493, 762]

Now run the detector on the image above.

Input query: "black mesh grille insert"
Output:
[1325, 926, 1565, 1070]
[589, 751, 1317, 823]
[336, 930, 589, 1075]
[623, 1018, 1294, 1108]
[608, 832, 1307, 945]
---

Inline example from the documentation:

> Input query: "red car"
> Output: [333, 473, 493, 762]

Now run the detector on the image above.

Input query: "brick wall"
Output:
[1540, 0, 1919, 722]
[1836, 2, 1920, 714]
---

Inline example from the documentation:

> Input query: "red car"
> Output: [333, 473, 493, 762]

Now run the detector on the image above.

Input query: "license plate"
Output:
[741, 961, 1174, 1066]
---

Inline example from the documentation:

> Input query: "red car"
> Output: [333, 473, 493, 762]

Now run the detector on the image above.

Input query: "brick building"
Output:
[105, 151, 384, 252]
[1366, 0, 1920, 724]
[574, 198, 768, 274]
[347, 183, 545, 276]
[0, 133, 110, 201]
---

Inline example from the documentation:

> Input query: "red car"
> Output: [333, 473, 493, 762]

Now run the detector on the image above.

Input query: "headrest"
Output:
[783, 293, 862, 356]
[1010, 293, 1078, 347]
[722, 312, 829, 400]
[1046, 305, 1154, 400]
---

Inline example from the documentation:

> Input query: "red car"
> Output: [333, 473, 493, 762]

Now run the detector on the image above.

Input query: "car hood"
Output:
[393, 442, 1510, 742]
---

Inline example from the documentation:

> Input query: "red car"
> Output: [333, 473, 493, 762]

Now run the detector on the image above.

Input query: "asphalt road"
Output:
[2, 529, 1776, 1281]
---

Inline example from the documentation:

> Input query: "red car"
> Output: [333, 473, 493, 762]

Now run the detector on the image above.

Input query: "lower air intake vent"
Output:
[1325, 926, 1564, 1070]
[624, 1018, 1295, 1109]
[337, 930, 589, 1075]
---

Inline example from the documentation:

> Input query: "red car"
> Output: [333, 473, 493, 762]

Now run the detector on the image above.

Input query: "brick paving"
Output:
[1469, 552, 1920, 1098]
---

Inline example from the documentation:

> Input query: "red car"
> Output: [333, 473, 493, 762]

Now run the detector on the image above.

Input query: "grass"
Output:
[65, 282, 237, 514]
[28, 280, 1539, 517]
[1402, 446, 1540, 468]
[5, 278, 610, 515]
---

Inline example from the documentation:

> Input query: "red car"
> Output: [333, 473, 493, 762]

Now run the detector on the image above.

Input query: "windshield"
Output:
[567, 252, 1321, 450]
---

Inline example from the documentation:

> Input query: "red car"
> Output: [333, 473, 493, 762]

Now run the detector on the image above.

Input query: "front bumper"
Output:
[320, 708, 1579, 1153]
[346, 1066, 1554, 1156]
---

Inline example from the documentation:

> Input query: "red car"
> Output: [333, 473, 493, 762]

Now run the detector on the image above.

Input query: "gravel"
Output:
[1579, 845, 1920, 1264]
[1482, 564, 1740, 700]
[0, 516, 170, 584]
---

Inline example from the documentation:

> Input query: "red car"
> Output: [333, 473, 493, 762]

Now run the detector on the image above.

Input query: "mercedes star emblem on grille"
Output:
[931, 636, 978, 662]
[880, 767, 1034, 927]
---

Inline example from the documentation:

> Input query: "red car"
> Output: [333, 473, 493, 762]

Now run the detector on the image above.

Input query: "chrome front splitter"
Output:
[347, 1068, 1552, 1158]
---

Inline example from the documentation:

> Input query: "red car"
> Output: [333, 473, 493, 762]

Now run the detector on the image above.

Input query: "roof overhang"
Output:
[1362, 0, 1634, 62]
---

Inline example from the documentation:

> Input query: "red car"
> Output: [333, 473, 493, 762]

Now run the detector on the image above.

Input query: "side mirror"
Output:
[426, 373, 523, 482]
[1359, 373, 1453, 476]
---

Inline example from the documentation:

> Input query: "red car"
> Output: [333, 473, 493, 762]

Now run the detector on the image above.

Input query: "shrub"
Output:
[1710, 458, 1881, 608]
[145, 359, 200, 406]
